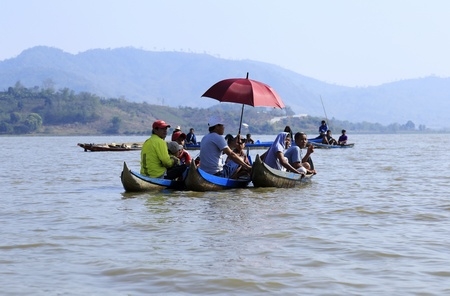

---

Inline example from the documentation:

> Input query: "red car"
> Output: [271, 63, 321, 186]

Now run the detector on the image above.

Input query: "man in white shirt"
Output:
[199, 116, 251, 176]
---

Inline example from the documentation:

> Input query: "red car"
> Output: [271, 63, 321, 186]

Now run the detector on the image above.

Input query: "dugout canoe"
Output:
[184, 161, 251, 192]
[251, 154, 313, 188]
[312, 142, 355, 149]
[78, 142, 143, 152]
[120, 162, 184, 192]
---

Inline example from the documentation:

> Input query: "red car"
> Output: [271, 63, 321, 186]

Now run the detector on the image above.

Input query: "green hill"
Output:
[0, 83, 424, 136]
[2, 46, 450, 129]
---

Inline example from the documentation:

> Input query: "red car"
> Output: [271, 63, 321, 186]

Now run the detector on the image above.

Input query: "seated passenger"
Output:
[245, 133, 255, 144]
[185, 128, 197, 145]
[224, 133, 236, 151]
[322, 130, 338, 145]
[338, 129, 348, 145]
[260, 132, 303, 175]
[224, 135, 251, 179]
[171, 125, 182, 141]
[141, 120, 182, 179]
[285, 132, 316, 175]
[173, 131, 192, 165]
[199, 116, 252, 177]
[166, 141, 188, 180]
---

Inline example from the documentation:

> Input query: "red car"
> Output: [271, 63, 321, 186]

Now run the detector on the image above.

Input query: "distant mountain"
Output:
[1, 46, 449, 129]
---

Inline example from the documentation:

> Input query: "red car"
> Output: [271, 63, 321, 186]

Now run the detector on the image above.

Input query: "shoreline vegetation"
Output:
[1, 83, 443, 136]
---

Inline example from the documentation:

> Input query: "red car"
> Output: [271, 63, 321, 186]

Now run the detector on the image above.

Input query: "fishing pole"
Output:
[320, 95, 331, 130]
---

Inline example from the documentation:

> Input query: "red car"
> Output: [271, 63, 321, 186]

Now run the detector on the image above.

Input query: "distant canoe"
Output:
[120, 162, 184, 192]
[185, 140, 272, 151]
[251, 154, 313, 188]
[185, 161, 251, 192]
[307, 137, 323, 143]
[78, 142, 143, 152]
[312, 143, 355, 149]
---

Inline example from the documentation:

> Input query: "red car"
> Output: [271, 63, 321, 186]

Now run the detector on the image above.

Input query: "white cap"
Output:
[208, 115, 224, 127]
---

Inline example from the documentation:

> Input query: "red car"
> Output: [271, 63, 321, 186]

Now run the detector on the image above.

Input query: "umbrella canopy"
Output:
[202, 78, 285, 109]
[202, 74, 285, 134]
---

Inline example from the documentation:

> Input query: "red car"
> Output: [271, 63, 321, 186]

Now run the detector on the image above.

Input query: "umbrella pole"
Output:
[238, 104, 245, 135]
[238, 72, 249, 135]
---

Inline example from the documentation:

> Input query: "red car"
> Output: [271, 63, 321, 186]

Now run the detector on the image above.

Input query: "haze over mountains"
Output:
[1, 46, 449, 129]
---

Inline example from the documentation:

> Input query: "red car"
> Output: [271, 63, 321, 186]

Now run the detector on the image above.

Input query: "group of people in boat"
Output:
[261, 130, 316, 175]
[316, 120, 348, 145]
[140, 117, 319, 181]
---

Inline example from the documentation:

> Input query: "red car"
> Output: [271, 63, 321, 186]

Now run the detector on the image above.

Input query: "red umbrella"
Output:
[202, 73, 285, 134]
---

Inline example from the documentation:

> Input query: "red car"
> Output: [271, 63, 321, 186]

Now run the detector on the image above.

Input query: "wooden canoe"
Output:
[251, 154, 313, 188]
[184, 161, 251, 192]
[78, 142, 143, 152]
[120, 162, 184, 192]
[312, 142, 355, 149]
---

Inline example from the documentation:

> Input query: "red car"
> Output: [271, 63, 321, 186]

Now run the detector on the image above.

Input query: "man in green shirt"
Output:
[141, 120, 178, 178]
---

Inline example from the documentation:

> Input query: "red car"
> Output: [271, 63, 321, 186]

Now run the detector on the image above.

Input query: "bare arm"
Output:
[276, 151, 302, 174]
[302, 145, 314, 163]
[223, 147, 252, 170]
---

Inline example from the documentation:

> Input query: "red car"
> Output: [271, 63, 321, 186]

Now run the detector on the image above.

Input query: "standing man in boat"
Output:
[141, 120, 184, 179]
[316, 120, 328, 139]
[199, 116, 252, 177]
[285, 132, 316, 175]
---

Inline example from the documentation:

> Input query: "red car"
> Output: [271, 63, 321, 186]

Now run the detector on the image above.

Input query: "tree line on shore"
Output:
[0, 82, 424, 136]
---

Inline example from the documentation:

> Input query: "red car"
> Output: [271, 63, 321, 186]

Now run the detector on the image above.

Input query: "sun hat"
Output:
[174, 125, 181, 131]
[152, 120, 171, 129]
[208, 116, 224, 127]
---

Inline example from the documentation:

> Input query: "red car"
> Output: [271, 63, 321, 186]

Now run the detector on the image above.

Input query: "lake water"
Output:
[1, 134, 450, 295]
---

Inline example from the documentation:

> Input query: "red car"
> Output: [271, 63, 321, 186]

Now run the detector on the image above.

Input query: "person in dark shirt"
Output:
[338, 129, 348, 145]
[185, 128, 197, 145]
[245, 133, 254, 144]
[317, 120, 328, 138]
[322, 130, 338, 145]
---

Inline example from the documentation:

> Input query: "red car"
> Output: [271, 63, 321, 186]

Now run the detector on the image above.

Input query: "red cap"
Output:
[172, 131, 186, 141]
[152, 120, 171, 129]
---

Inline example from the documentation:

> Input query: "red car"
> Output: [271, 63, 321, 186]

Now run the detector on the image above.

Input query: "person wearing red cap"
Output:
[173, 131, 192, 165]
[171, 125, 182, 141]
[141, 120, 180, 178]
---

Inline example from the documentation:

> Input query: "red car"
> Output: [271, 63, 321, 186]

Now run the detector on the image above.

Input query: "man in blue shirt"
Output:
[186, 128, 197, 145]
[317, 120, 328, 138]
[199, 116, 251, 176]
[285, 132, 316, 175]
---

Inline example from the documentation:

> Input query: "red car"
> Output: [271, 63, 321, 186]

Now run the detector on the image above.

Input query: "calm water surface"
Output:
[1, 134, 450, 295]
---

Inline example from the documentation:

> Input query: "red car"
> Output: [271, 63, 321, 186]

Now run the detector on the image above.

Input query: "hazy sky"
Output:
[2, 0, 449, 86]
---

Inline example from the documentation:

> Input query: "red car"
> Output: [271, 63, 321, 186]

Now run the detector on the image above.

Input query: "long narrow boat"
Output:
[78, 142, 143, 152]
[312, 142, 355, 149]
[184, 161, 251, 192]
[120, 162, 184, 192]
[251, 154, 313, 188]
[185, 140, 272, 151]
[307, 137, 323, 143]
